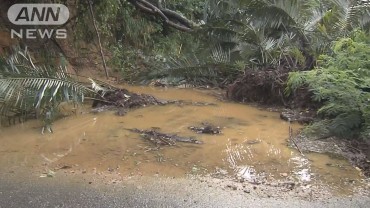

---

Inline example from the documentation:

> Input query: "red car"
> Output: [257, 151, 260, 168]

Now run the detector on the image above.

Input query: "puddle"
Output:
[0, 86, 365, 194]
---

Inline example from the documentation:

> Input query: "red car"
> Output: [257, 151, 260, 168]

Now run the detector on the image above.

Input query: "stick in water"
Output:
[289, 122, 304, 156]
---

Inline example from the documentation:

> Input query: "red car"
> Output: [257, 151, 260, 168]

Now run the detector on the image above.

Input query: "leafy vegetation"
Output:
[0, 47, 92, 125]
[287, 31, 370, 139]
[105, 0, 369, 86]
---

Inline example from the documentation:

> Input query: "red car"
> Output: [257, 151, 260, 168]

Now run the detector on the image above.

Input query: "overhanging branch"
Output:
[126, 0, 196, 32]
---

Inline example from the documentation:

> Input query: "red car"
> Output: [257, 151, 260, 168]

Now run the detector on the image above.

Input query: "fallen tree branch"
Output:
[126, 128, 203, 146]
[126, 0, 196, 32]
[289, 124, 304, 156]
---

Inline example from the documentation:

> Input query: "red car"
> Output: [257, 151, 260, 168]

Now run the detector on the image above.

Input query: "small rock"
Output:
[244, 189, 251, 193]
[59, 165, 72, 169]
[227, 185, 237, 190]
[280, 173, 288, 177]
[245, 140, 261, 145]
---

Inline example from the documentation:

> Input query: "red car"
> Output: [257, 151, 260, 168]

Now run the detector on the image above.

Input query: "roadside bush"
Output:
[287, 30, 370, 139]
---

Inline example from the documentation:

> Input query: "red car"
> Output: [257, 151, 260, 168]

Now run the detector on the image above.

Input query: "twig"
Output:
[289, 122, 304, 156]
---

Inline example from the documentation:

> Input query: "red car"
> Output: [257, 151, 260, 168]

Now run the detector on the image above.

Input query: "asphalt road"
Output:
[0, 173, 369, 208]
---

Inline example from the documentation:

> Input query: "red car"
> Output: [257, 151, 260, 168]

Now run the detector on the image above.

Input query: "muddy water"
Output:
[0, 86, 364, 193]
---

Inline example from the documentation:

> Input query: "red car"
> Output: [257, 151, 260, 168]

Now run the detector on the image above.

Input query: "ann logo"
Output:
[8, 4, 69, 25]
[15, 6, 60, 22]
[7, 4, 69, 39]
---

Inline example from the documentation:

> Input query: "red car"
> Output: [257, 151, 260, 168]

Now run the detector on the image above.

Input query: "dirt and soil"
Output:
[225, 68, 319, 109]
[289, 134, 370, 177]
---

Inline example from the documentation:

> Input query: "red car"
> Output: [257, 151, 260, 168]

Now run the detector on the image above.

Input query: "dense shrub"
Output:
[287, 30, 370, 139]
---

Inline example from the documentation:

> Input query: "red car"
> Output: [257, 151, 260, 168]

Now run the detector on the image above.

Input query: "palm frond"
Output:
[158, 50, 237, 86]
[331, 0, 370, 31]
[0, 47, 93, 124]
[211, 45, 231, 63]
[245, 0, 307, 29]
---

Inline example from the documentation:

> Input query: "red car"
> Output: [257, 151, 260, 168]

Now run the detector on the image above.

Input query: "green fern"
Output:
[303, 120, 331, 139]
[285, 71, 307, 95]
[287, 30, 370, 139]
[328, 111, 363, 138]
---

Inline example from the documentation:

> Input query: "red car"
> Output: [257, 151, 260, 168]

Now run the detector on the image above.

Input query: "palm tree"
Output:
[163, 0, 369, 75]
[0, 47, 93, 127]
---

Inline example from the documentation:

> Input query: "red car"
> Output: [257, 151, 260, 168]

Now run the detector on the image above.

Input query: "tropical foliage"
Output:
[67, 0, 369, 85]
[0, 48, 92, 125]
[287, 30, 370, 139]
[202, 0, 369, 68]
[132, 0, 370, 85]
[108, 1, 205, 83]
[55, 0, 370, 85]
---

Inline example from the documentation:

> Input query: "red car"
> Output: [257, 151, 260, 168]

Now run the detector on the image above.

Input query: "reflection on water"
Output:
[0, 86, 365, 193]
[290, 156, 311, 182]
[237, 166, 257, 181]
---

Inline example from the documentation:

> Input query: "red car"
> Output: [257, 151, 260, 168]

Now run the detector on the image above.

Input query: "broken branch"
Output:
[126, 0, 195, 32]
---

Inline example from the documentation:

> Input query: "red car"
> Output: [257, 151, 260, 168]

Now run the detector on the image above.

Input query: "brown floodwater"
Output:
[0, 86, 365, 193]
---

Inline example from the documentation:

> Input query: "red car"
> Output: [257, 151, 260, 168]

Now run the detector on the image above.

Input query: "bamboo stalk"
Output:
[88, 0, 109, 79]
